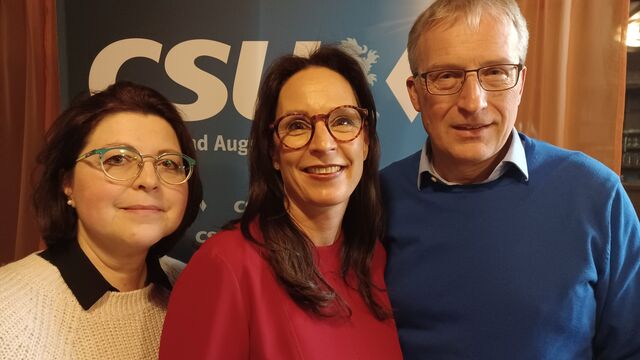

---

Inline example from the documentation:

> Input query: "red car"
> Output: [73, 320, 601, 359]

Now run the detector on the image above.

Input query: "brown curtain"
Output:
[517, 0, 628, 173]
[0, 0, 60, 265]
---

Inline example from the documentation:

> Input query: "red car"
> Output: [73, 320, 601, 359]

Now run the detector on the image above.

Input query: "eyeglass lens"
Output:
[276, 106, 364, 149]
[426, 64, 519, 94]
[99, 148, 191, 184]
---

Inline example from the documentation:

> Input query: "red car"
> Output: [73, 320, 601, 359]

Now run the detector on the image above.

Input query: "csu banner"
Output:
[57, 0, 435, 261]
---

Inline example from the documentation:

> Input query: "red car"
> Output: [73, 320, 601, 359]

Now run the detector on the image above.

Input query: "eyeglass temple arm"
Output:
[183, 155, 196, 166]
[75, 149, 102, 162]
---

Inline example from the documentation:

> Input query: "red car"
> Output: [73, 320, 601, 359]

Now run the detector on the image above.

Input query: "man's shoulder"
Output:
[380, 149, 422, 180]
[523, 134, 619, 186]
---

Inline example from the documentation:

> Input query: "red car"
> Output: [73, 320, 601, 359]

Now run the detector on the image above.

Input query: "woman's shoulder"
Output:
[0, 252, 62, 287]
[199, 221, 262, 255]
[173, 222, 271, 295]
[0, 254, 51, 358]
[0, 253, 66, 317]
[188, 222, 265, 272]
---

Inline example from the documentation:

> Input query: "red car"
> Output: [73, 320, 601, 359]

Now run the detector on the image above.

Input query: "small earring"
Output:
[66, 199, 75, 207]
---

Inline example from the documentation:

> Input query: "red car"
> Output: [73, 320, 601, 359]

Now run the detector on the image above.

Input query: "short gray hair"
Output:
[407, 0, 529, 75]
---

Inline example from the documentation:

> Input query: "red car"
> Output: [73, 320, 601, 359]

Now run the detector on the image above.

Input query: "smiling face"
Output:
[64, 112, 189, 257]
[407, 14, 526, 183]
[272, 66, 369, 218]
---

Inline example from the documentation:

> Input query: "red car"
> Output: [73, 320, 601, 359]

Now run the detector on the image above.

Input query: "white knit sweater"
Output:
[0, 253, 172, 359]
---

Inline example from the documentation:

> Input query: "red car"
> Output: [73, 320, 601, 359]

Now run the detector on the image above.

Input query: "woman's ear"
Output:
[272, 152, 281, 171]
[270, 139, 281, 171]
[363, 129, 369, 160]
[63, 174, 75, 206]
[63, 175, 72, 197]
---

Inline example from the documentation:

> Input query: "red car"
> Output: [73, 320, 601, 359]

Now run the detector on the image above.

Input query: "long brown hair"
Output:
[231, 45, 389, 320]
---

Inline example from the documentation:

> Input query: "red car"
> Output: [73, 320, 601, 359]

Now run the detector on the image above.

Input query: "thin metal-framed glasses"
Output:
[76, 146, 196, 185]
[415, 63, 523, 95]
[270, 105, 368, 150]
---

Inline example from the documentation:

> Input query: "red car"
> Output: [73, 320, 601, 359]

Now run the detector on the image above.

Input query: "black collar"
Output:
[39, 241, 171, 310]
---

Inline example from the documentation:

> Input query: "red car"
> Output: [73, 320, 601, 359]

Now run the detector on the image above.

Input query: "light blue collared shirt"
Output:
[417, 128, 529, 189]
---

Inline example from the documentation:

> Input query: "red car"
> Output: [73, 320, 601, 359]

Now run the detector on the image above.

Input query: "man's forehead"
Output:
[417, 14, 520, 69]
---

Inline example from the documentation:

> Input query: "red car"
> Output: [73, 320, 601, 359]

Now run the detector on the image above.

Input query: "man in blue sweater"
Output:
[381, 0, 640, 359]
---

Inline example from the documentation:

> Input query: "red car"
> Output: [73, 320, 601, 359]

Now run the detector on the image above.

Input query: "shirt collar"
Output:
[418, 128, 529, 189]
[39, 241, 172, 310]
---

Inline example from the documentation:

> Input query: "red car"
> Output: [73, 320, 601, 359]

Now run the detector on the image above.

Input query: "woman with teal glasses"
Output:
[0, 81, 202, 359]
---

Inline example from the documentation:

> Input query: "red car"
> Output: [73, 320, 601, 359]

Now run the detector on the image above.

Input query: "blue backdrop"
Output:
[57, 0, 434, 261]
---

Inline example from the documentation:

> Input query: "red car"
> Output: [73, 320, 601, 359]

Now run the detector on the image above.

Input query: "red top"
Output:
[159, 221, 403, 359]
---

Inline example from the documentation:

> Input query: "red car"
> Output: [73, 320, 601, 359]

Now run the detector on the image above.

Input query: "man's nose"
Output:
[456, 73, 488, 115]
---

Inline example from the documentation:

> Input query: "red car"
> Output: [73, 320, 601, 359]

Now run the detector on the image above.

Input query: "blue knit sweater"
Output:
[381, 133, 640, 360]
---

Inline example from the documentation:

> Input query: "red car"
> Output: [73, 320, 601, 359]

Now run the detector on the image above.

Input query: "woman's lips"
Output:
[121, 205, 163, 212]
[304, 165, 344, 175]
